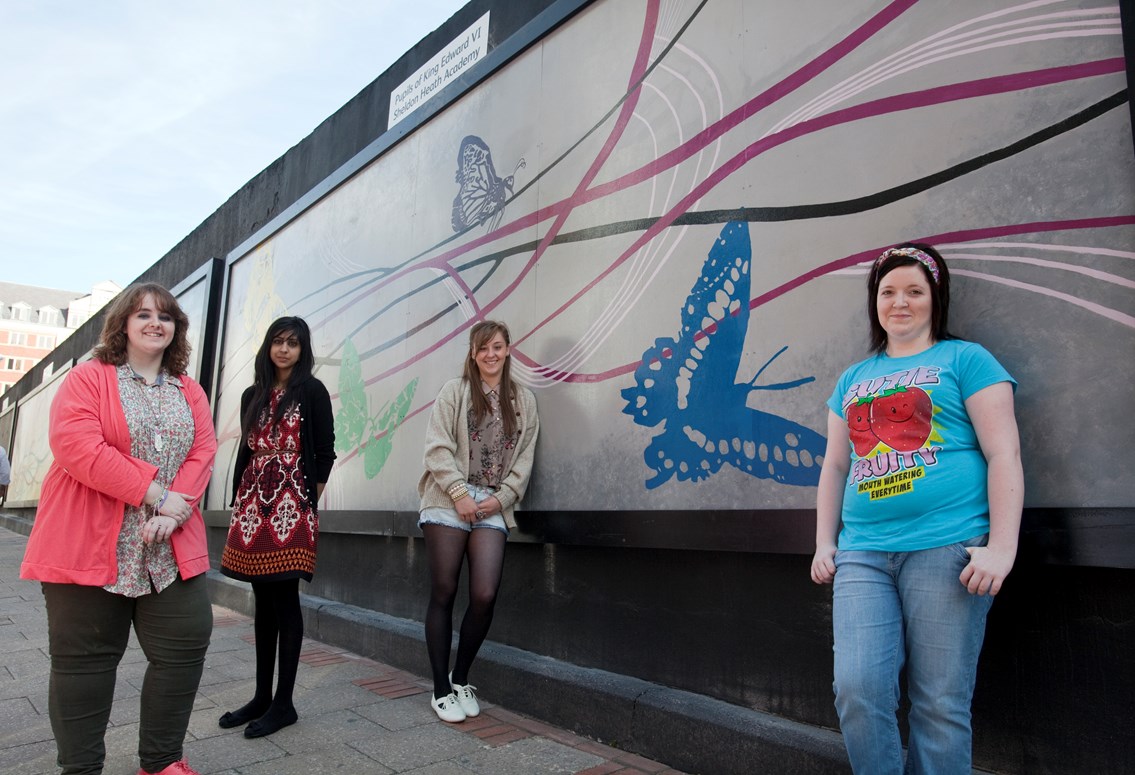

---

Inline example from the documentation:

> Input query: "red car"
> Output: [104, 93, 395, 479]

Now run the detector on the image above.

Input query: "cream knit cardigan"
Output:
[417, 377, 539, 529]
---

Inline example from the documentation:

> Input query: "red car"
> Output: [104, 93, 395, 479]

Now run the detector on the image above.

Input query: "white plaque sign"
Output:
[388, 12, 490, 129]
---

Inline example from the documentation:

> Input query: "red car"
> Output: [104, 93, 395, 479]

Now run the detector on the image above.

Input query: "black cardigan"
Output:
[230, 376, 336, 510]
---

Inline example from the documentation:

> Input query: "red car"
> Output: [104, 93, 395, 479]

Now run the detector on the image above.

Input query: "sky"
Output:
[0, 0, 465, 292]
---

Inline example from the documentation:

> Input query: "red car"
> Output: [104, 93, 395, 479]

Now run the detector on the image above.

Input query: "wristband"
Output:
[155, 488, 169, 512]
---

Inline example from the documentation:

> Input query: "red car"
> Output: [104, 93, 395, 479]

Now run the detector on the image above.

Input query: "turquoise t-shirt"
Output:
[827, 339, 1016, 552]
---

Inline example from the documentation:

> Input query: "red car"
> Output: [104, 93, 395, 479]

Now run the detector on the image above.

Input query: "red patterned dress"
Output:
[221, 389, 317, 581]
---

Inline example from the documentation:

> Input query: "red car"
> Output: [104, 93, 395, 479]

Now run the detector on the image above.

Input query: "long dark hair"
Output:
[462, 320, 518, 438]
[867, 242, 953, 354]
[241, 316, 315, 434]
[93, 283, 191, 375]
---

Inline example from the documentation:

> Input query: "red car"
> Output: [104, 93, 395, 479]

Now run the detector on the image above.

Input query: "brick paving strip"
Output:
[347, 659, 686, 772]
[217, 607, 688, 775]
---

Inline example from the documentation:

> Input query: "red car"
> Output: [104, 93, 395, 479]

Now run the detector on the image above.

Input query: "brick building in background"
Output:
[0, 280, 120, 399]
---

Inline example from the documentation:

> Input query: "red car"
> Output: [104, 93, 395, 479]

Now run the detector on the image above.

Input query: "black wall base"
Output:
[207, 570, 851, 775]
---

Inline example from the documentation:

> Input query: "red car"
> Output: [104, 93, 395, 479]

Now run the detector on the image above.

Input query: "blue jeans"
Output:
[831, 536, 993, 775]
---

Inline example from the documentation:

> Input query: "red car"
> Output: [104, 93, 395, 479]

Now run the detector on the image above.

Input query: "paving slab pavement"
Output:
[0, 527, 688, 775]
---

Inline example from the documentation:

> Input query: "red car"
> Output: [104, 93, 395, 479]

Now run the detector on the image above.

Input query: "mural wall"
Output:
[1, 2, 1127, 768]
[175, 271, 212, 384]
[6, 367, 69, 504]
[5, 272, 215, 505]
[209, 0, 1135, 519]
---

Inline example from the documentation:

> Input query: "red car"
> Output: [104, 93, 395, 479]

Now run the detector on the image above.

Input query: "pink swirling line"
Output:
[507, 214, 1135, 384]
[343, 53, 1124, 396]
[328, 1, 662, 463]
[512, 57, 1125, 356]
[311, 1, 917, 340]
[347, 214, 1135, 453]
[323, 9, 1121, 406]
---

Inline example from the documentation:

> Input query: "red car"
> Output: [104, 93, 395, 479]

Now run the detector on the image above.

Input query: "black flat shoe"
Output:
[218, 712, 243, 729]
[218, 702, 270, 729]
[243, 706, 298, 738]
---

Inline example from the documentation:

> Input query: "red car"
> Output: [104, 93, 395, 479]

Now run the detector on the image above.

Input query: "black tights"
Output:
[227, 579, 303, 725]
[423, 525, 506, 699]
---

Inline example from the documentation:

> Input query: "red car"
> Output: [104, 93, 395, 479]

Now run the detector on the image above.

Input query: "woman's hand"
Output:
[811, 543, 837, 585]
[474, 496, 502, 522]
[156, 490, 192, 524]
[143, 515, 180, 545]
[453, 494, 480, 523]
[455, 494, 502, 523]
[960, 545, 1016, 596]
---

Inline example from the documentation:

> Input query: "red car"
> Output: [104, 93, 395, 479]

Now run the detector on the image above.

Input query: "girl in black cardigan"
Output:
[219, 317, 335, 738]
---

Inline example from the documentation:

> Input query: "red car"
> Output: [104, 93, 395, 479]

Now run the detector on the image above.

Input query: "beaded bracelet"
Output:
[447, 482, 469, 502]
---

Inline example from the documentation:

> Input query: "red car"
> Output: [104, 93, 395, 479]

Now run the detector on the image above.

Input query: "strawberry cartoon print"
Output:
[845, 386, 934, 455]
[848, 398, 881, 456]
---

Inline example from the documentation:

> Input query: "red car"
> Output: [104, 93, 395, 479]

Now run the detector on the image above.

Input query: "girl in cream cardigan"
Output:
[417, 320, 538, 723]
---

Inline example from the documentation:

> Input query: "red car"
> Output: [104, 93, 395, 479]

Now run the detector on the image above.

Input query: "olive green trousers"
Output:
[42, 575, 212, 775]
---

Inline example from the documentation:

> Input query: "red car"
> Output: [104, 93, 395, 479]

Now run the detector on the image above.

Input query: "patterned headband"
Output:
[875, 246, 940, 284]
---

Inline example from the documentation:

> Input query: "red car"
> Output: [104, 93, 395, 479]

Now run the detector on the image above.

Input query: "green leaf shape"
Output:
[334, 338, 368, 452]
[361, 377, 419, 479]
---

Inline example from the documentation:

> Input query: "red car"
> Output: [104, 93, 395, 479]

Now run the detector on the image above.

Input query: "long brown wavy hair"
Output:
[93, 283, 192, 375]
[462, 320, 518, 438]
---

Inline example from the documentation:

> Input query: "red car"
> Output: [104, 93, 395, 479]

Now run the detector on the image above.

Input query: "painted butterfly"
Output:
[620, 222, 826, 488]
[451, 135, 525, 232]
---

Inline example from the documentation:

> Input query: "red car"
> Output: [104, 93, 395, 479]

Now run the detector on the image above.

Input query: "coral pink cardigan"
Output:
[21, 359, 217, 585]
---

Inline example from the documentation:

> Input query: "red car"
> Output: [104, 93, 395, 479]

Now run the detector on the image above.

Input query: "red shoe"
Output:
[138, 758, 202, 775]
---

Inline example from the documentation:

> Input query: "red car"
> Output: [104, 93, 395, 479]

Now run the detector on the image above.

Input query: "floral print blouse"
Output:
[466, 382, 518, 490]
[103, 364, 194, 597]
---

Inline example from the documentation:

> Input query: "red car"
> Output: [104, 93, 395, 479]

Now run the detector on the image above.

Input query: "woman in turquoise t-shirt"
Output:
[811, 243, 1023, 775]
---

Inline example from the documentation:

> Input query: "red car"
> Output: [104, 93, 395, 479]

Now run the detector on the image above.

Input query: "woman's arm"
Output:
[421, 382, 466, 490]
[229, 385, 255, 506]
[309, 379, 337, 484]
[960, 381, 1023, 595]
[811, 410, 850, 584]
[493, 388, 539, 513]
[422, 381, 483, 521]
[167, 377, 219, 509]
[48, 362, 157, 506]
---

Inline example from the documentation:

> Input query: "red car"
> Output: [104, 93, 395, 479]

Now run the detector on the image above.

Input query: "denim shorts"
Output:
[418, 483, 509, 536]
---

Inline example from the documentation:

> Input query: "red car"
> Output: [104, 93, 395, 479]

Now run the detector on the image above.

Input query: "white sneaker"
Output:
[449, 674, 480, 718]
[430, 692, 467, 723]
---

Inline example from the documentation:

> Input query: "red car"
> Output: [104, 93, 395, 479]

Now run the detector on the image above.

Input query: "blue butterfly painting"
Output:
[451, 135, 526, 232]
[620, 222, 825, 489]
